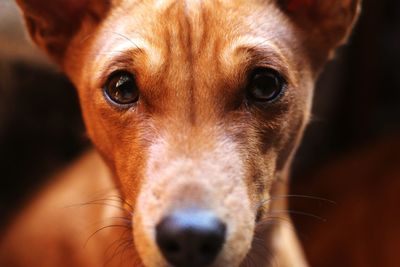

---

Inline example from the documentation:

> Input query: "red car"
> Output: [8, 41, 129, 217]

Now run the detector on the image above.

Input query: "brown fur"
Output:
[1, 0, 360, 266]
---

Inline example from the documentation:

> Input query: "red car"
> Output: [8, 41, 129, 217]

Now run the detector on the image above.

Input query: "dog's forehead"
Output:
[112, 0, 286, 40]
[118, 0, 268, 9]
[100, 0, 294, 68]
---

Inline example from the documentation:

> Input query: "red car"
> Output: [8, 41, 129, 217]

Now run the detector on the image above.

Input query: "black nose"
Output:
[156, 210, 226, 267]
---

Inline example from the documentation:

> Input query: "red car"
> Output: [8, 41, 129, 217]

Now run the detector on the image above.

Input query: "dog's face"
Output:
[17, 0, 360, 266]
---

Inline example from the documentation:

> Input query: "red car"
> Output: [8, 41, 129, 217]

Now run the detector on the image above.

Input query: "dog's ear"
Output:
[280, 0, 361, 56]
[16, 0, 110, 65]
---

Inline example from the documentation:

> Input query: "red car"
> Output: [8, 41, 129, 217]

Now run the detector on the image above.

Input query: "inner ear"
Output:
[279, 0, 361, 49]
[16, 0, 110, 65]
[281, 0, 359, 15]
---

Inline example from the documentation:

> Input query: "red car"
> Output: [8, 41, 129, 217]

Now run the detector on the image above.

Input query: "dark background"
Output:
[0, 0, 399, 266]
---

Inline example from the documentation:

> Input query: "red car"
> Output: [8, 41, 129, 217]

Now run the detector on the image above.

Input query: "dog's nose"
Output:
[156, 210, 226, 267]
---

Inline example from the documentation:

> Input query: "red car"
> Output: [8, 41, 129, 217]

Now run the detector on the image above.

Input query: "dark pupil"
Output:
[108, 74, 137, 104]
[252, 73, 280, 101]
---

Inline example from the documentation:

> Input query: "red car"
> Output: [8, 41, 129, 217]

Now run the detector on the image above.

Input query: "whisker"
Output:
[103, 229, 131, 266]
[269, 209, 327, 222]
[256, 194, 335, 213]
[64, 195, 134, 215]
[106, 195, 134, 210]
[274, 194, 335, 203]
[110, 216, 133, 222]
[66, 201, 130, 213]
[117, 239, 135, 267]
[242, 236, 274, 267]
[257, 194, 335, 209]
[255, 216, 310, 241]
[105, 237, 133, 267]
[256, 215, 291, 226]
[84, 224, 132, 248]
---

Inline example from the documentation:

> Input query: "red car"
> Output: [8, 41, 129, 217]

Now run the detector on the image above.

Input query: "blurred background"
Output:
[0, 0, 399, 266]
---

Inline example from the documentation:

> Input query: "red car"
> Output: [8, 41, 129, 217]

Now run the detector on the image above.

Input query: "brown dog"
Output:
[0, 0, 360, 266]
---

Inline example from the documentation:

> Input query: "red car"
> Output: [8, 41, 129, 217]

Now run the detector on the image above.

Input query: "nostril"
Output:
[200, 240, 219, 255]
[164, 240, 180, 254]
[156, 210, 226, 267]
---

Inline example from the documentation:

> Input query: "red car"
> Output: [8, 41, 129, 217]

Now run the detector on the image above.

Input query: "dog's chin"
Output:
[142, 256, 250, 267]
[135, 249, 251, 267]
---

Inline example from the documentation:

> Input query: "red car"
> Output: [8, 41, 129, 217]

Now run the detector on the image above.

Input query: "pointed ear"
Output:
[16, 0, 110, 65]
[280, 0, 361, 53]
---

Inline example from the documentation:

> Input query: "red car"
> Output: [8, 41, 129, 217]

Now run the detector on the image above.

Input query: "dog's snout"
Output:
[156, 210, 226, 267]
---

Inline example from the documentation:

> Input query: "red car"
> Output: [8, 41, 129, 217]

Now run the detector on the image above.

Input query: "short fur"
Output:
[0, 0, 360, 266]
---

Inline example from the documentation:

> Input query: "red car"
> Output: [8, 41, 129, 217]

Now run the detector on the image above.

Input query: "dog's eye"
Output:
[104, 71, 139, 106]
[247, 68, 286, 103]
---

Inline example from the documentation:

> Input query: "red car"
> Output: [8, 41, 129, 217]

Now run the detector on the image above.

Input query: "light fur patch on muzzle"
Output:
[133, 136, 255, 267]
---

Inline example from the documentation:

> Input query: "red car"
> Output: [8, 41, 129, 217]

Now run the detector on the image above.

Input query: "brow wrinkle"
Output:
[79, 30, 143, 52]
[182, 3, 196, 125]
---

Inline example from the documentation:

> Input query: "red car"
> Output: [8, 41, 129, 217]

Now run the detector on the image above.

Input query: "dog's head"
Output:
[17, 0, 360, 266]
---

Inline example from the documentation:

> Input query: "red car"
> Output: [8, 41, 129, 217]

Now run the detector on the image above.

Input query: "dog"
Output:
[0, 0, 360, 266]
